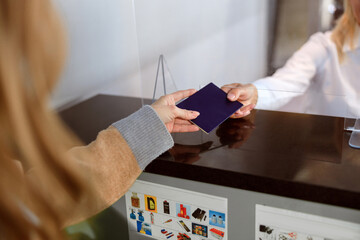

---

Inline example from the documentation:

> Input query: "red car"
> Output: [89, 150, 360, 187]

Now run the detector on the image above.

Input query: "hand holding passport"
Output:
[177, 82, 243, 133]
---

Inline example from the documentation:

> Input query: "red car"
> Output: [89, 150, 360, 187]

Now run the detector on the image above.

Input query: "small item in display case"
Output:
[259, 225, 273, 234]
[161, 229, 174, 239]
[150, 212, 154, 224]
[148, 198, 155, 210]
[211, 214, 217, 224]
[278, 231, 297, 240]
[199, 211, 206, 221]
[258, 225, 275, 239]
[177, 204, 190, 219]
[145, 195, 157, 212]
[177, 233, 191, 240]
[209, 210, 226, 228]
[129, 208, 136, 220]
[178, 220, 190, 232]
[217, 216, 223, 225]
[192, 208, 201, 218]
[163, 219, 172, 224]
[163, 200, 170, 214]
[137, 210, 144, 222]
[137, 221, 152, 236]
[192, 223, 208, 237]
[192, 208, 206, 221]
[131, 192, 140, 208]
[210, 228, 225, 240]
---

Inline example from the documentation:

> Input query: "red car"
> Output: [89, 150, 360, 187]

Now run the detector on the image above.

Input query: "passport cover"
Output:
[177, 82, 243, 133]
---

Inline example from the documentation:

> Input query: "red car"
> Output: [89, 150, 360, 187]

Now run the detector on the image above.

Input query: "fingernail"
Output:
[245, 111, 250, 115]
[192, 111, 200, 116]
[228, 94, 235, 100]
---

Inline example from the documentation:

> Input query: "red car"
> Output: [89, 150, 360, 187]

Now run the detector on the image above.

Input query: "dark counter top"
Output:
[60, 94, 360, 210]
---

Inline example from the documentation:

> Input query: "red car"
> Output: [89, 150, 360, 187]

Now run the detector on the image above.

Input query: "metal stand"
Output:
[349, 118, 360, 149]
[152, 54, 177, 103]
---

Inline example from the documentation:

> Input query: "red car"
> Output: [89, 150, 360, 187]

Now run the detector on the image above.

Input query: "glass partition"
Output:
[132, 0, 359, 148]
[133, 0, 270, 99]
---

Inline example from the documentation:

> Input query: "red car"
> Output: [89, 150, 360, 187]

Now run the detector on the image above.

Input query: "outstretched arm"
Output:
[62, 89, 200, 226]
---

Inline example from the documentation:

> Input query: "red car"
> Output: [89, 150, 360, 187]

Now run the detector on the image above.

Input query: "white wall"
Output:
[51, 0, 269, 108]
[51, 0, 141, 108]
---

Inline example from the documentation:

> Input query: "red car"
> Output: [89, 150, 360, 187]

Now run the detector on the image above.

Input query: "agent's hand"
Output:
[221, 83, 258, 118]
[152, 89, 200, 133]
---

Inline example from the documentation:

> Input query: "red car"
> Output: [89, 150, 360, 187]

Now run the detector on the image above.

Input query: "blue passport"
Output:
[177, 82, 243, 133]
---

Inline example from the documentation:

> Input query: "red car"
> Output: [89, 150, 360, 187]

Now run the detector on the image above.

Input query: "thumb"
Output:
[227, 88, 248, 101]
[175, 108, 200, 120]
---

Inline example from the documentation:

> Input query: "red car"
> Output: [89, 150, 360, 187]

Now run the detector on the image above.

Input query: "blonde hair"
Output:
[331, 0, 359, 62]
[0, 1, 89, 239]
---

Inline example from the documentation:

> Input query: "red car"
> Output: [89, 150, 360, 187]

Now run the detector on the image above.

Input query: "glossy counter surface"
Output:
[60, 95, 360, 210]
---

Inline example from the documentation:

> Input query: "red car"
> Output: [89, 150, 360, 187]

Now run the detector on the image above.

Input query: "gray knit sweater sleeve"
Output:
[111, 105, 174, 170]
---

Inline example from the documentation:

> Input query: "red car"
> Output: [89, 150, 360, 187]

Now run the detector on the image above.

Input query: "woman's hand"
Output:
[221, 83, 258, 118]
[151, 89, 200, 133]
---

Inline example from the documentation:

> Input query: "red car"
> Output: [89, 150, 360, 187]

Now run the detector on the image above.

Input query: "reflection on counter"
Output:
[153, 108, 360, 196]
[167, 109, 343, 166]
[168, 112, 256, 164]
[216, 112, 256, 149]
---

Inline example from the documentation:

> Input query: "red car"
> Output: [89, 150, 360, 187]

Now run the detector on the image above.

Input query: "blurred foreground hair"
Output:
[332, 0, 359, 62]
[0, 1, 89, 239]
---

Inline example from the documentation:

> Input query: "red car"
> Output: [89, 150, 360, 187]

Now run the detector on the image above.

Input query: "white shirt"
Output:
[253, 30, 360, 118]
